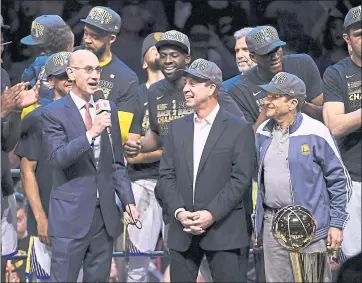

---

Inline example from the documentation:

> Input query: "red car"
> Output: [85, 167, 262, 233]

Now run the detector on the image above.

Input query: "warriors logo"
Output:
[253, 27, 279, 44]
[88, 7, 112, 25]
[190, 59, 208, 71]
[52, 52, 71, 67]
[31, 21, 44, 38]
[351, 6, 361, 20]
[272, 72, 288, 85]
[301, 144, 310, 156]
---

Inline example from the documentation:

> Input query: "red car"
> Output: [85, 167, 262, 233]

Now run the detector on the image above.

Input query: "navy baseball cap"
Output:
[141, 32, 162, 62]
[344, 5, 361, 30]
[246, 26, 286, 55]
[260, 72, 307, 102]
[21, 15, 66, 45]
[45, 52, 71, 77]
[81, 6, 121, 34]
[156, 30, 190, 54]
[178, 58, 222, 87]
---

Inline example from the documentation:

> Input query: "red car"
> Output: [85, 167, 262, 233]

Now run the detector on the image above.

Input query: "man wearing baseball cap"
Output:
[80, 6, 140, 144]
[158, 58, 255, 282]
[323, 5, 361, 262]
[15, 51, 72, 281]
[125, 32, 165, 282]
[255, 72, 350, 282]
[227, 25, 324, 132]
[21, 15, 74, 101]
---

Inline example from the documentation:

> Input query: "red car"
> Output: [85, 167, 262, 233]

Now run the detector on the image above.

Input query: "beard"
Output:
[147, 58, 162, 71]
[85, 43, 107, 59]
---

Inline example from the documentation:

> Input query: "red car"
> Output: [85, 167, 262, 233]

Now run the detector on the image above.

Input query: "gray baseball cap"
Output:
[178, 58, 222, 87]
[21, 15, 67, 45]
[81, 6, 121, 34]
[259, 72, 307, 102]
[45, 52, 71, 77]
[245, 26, 286, 55]
[141, 32, 162, 61]
[156, 30, 190, 54]
[344, 5, 361, 30]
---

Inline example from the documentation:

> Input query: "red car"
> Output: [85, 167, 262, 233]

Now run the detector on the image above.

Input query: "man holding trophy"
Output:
[254, 72, 351, 282]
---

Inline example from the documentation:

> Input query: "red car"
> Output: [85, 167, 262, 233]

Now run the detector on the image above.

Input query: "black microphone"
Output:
[93, 90, 105, 102]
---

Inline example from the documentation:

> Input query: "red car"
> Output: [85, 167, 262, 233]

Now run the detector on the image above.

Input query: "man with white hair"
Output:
[223, 27, 256, 90]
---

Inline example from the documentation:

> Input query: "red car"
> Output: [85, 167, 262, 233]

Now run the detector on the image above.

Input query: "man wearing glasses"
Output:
[41, 49, 138, 282]
[254, 72, 351, 282]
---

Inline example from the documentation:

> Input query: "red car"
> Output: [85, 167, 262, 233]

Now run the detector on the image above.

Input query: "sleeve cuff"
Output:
[175, 208, 186, 220]
[86, 132, 94, 145]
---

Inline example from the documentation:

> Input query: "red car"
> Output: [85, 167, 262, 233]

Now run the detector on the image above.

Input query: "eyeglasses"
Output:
[70, 66, 101, 74]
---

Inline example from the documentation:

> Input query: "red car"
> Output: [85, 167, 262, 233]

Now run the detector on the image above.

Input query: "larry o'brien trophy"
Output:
[272, 205, 328, 282]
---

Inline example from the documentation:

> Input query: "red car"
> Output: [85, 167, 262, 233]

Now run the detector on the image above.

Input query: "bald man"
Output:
[41, 50, 138, 282]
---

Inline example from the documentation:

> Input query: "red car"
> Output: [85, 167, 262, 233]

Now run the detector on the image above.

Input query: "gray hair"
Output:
[233, 27, 254, 40]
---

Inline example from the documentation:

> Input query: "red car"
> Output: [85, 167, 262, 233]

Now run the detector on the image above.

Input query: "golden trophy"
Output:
[272, 205, 328, 282]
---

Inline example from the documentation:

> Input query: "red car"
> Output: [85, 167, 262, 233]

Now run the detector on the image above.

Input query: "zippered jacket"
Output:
[255, 113, 352, 243]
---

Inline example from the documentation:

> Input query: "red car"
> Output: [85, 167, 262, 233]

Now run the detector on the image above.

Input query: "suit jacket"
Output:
[158, 108, 256, 252]
[41, 94, 135, 239]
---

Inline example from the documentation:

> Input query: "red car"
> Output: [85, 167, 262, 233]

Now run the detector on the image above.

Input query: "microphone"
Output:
[95, 99, 115, 162]
[93, 90, 105, 102]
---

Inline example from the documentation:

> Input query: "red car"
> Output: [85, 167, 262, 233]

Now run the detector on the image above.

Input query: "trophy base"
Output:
[290, 251, 328, 282]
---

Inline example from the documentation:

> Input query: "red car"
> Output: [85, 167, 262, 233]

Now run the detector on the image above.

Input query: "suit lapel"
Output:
[64, 94, 96, 168]
[196, 109, 228, 178]
[183, 115, 194, 180]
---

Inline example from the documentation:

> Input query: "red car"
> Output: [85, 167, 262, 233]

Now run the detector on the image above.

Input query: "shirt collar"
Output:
[70, 91, 95, 110]
[194, 103, 220, 125]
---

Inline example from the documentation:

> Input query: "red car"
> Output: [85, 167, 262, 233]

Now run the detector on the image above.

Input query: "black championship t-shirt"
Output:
[148, 78, 244, 145]
[128, 83, 160, 182]
[15, 101, 52, 236]
[323, 57, 361, 182]
[99, 54, 139, 114]
[228, 54, 323, 123]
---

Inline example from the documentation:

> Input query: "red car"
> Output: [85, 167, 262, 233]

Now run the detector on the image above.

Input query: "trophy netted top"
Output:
[272, 205, 316, 251]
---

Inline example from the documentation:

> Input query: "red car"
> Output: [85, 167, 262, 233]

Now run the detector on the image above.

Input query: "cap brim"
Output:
[259, 83, 285, 95]
[51, 69, 68, 77]
[156, 40, 189, 54]
[254, 40, 286, 55]
[1, 24, 10, 30]
[81, 19, 115, 34]
[20, 34, 43, 45]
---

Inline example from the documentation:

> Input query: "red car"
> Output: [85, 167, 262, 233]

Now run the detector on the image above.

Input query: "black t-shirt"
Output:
[128, 83, 160, 182]
[228, 54, 323, 123]
[148, 78, 244, 145]
[323, 57, 361, 182]
[99, 54, 139, 114]
[15, 101, 52, 236]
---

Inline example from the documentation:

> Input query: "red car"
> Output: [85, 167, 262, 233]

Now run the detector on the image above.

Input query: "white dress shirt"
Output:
[175, 103, 220, 219]
[70, 92, 101, 197]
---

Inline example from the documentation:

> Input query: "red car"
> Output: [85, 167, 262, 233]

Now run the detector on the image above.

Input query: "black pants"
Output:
[169, 236, 245, 282]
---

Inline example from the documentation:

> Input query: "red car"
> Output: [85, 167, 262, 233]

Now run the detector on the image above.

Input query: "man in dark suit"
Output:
[41, 50, 139, 282]
[159, 58, 256, 282]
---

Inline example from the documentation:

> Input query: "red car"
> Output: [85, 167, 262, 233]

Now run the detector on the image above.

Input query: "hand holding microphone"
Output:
[87, 99, 112, 139]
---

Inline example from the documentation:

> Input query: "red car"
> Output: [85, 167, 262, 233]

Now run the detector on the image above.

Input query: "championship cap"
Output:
[45, 52, 71, 77]
[1, 15, 10, 29]
[259, 72, 307, 102]
[21, 15, 66, 45]
[81, 6, 121, 34]
[344, 5, 361, 30]
[245, 26, 286, 55]
[178, 58, 222, 87]
[141, 32, 162, 61]
[155, 30, 190, 54]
